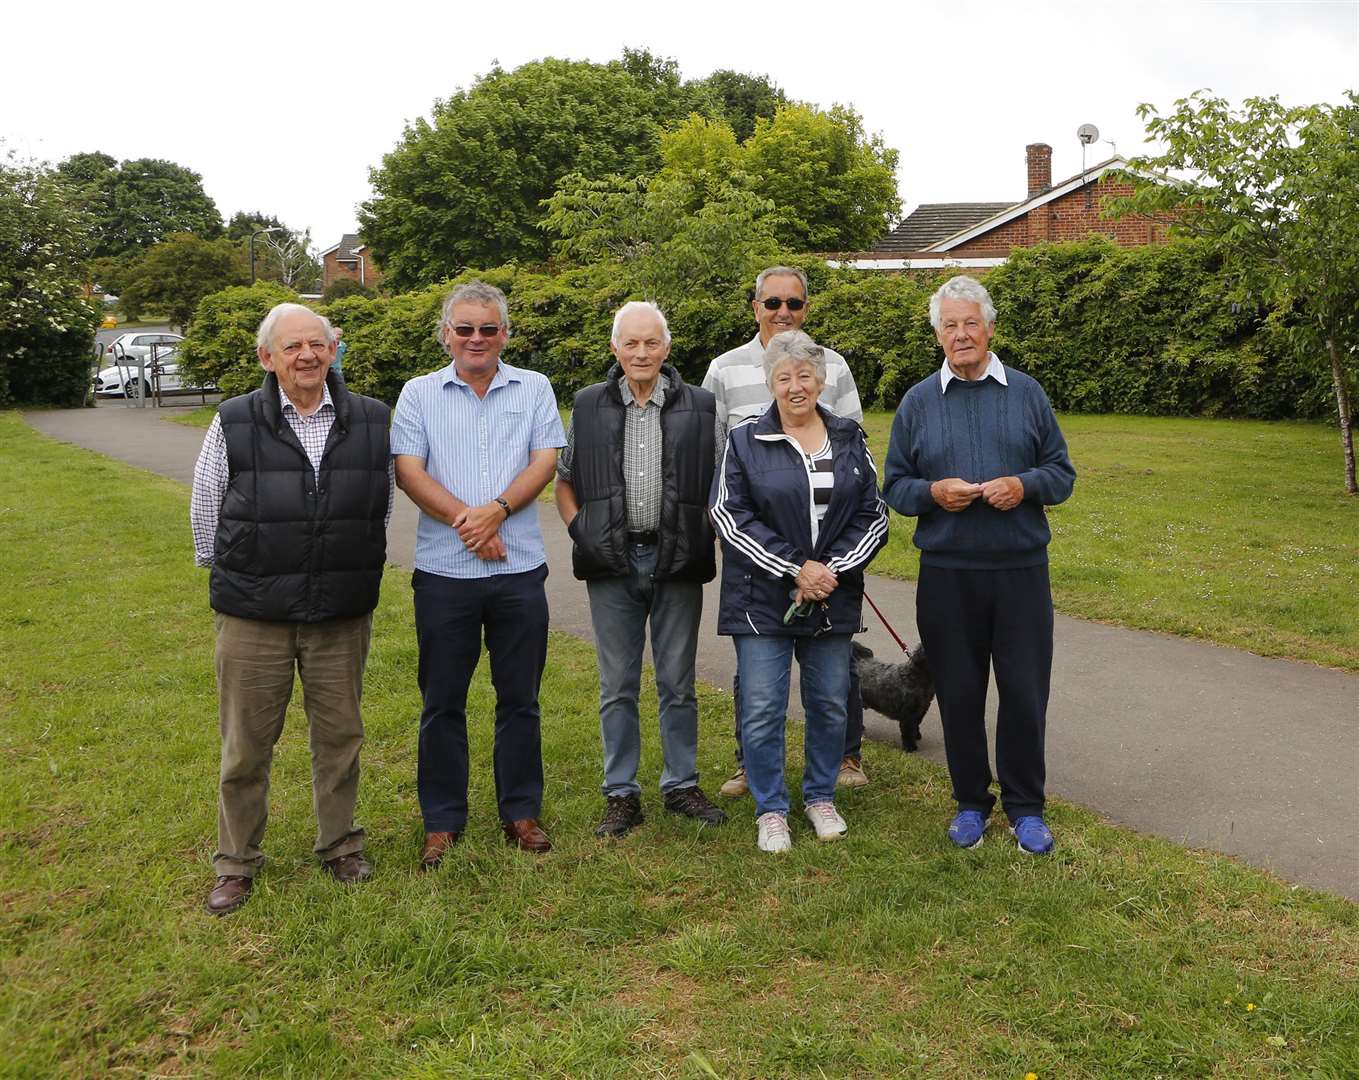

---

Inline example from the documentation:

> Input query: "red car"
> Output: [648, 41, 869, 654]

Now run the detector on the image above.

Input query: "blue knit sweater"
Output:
[882, 362, 1075, 569]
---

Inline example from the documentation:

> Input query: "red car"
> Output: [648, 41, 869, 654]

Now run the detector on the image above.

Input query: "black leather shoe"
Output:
[595, 794, 644, 838]
[323, 853, 372, 884]
[663, 786, 727, 825]
[205, 875, 252, 916]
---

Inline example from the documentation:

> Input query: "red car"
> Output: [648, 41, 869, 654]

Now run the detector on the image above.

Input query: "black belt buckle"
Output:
[626, 530, 658, 545]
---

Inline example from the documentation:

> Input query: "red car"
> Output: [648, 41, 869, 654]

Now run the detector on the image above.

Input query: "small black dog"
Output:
[853, 641, 935, 752]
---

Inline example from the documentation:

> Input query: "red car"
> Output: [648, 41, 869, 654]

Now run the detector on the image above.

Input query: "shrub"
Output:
[321, 277, 376, 304]
[182, 240, 1329, 420]
[176, 282, 297, 398]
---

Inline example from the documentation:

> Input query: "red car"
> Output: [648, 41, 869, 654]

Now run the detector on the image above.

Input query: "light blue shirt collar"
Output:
[939, 352, 1008, 394]
[439, 359, 522, 391]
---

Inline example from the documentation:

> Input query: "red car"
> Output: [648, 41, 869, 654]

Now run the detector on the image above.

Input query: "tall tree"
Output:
[118, 233, 246, 331]
[55, 153, 223, 261]
[226, 210, 286, 242]
[361, 54, 713, 289]
[689, 69, 789, 142]
[743, 104, 900, 252]
[0, 155, 99, 406]
[1111, 91, 1359, 493]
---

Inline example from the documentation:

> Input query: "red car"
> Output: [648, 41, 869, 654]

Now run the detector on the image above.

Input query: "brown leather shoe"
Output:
[323, 852, 372, 884]
[205, 874, 252, 916]
[502, 818, 551, 853]
[420, 830, 461, 871]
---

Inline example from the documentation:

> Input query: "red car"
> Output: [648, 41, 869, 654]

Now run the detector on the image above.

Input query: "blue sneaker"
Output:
[947, 810, 987, 849]
[1010, 816, 1055, 855]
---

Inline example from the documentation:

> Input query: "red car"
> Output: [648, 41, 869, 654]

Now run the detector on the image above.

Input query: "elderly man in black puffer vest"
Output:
[555, 301, 728, 840]
[190, 303, 392, 916]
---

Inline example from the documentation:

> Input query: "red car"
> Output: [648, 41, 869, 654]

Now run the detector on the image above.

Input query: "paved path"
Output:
[23, 405, 1359, 901]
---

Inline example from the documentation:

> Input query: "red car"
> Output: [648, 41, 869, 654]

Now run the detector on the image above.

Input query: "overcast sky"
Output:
[5, 0, 1355, 252]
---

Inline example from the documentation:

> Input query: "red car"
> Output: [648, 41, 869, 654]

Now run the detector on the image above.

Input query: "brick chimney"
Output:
[1026, 143, 1053, 197]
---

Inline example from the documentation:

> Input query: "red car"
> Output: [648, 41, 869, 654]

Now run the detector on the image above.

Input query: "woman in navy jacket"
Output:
[709, 331, 889, 853]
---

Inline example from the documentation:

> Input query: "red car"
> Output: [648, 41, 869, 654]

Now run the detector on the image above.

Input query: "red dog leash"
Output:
[863, 590, 912, 656]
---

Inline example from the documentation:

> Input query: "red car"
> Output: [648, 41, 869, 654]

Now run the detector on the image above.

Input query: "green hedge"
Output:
[181, 239, 1330, 419]
[0, 303, 100, 407]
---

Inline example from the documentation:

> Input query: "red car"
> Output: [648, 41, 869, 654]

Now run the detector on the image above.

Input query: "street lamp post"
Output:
[249, 227, 285, 285]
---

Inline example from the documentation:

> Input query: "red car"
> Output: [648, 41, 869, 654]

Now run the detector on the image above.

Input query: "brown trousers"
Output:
[213, 612, 372, 877]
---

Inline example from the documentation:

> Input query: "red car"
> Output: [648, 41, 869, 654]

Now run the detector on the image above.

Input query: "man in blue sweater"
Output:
[883, 276, 1075, 854]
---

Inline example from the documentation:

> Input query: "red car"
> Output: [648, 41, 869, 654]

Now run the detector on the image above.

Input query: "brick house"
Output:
[320, 233, 383, 292]
[836, 143, 1169, 271]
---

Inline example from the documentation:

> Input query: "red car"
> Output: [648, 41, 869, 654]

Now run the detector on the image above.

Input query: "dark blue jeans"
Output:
[412, 565, 549, 831]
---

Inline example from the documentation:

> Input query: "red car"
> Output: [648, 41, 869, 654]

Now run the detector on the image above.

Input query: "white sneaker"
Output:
[756, 812, 792, 853]
[719, 766, 749, 798]
[804, 800, 848, 842]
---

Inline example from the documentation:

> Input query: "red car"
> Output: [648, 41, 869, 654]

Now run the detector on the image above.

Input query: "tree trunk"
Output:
[1327, 336, 1357, 495]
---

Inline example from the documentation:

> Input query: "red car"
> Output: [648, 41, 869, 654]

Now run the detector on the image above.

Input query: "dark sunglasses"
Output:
[759, 297, 806, 311]
[450, 323, 503, 338]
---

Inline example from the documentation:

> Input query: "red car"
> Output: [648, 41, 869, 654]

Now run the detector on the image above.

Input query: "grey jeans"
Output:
[586, 543, 703, 797]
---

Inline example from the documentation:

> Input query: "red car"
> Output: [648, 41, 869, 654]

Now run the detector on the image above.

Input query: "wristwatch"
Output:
[494, 497, 512, 517]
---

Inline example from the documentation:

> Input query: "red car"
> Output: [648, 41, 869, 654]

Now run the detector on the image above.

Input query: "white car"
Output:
[94, 343, 215, 398]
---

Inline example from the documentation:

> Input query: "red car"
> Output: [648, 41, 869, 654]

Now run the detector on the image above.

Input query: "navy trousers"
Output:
[413, 565, 549, 831]
[915, 563, 1053, 823]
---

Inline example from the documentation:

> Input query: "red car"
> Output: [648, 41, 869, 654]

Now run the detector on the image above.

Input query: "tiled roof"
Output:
[873, 203, 1015, 254]
[333, 233, 362, 261]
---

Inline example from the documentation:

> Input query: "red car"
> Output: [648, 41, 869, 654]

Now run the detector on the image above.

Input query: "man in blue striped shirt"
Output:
[392, 281, 566, 864]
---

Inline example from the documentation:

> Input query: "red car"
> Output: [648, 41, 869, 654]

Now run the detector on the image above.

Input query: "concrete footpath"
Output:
[23, 404, 1359, 901]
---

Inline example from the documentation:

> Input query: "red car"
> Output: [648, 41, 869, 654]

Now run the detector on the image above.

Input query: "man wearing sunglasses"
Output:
[702, 266, 868, 798]
[391, 281, 566, 865]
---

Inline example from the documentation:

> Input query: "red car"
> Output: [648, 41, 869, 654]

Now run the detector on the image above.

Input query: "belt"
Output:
[626, 530, 658, 545]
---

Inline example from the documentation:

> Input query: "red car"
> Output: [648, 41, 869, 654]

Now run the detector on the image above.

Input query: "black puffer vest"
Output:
[209, 371, 391, 622]
[567, 363, 716, 583]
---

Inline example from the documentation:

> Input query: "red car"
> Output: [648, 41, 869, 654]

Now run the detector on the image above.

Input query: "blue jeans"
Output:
[734, 633, 851, 816]
[732, 649, 864, 763]
[586, 543, 703, 797]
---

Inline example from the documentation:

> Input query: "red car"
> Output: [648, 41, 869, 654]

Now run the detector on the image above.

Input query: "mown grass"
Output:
[3, 410, 1358, 1077]
[177, 403, 1358, 667]
[861, 412, 1359, 670]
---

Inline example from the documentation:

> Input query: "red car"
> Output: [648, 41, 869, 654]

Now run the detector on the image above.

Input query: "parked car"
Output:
[103, 331, 184, 364]
[94, 344, 216, 398]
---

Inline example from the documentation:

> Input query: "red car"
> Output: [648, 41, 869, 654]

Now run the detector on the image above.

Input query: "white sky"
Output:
[4, 0, 1356, 253]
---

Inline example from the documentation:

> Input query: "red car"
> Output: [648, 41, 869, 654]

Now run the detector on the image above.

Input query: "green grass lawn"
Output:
[171, 405, 1359, 670]
[3, 411, 1357, 1077]
[863, 412, 1358, 670]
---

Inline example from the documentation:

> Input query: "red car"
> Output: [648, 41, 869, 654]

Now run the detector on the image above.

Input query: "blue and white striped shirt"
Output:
[391, 360, 566, 579]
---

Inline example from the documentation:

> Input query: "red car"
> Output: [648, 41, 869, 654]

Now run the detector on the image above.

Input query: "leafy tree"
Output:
[361, 56, 692, 288]
[225, 210, 286, 242]
[743, 104, 900, 252]
[689, 69, 788, 142]
[119, 233, 247, 331]
[1110, 91, 1359, 493]
[0, 155, 99, 406]
[56, 153, 223, 261]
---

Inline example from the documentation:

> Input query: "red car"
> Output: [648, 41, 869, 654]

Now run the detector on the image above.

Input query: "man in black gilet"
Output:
[190, 304, 392, 915]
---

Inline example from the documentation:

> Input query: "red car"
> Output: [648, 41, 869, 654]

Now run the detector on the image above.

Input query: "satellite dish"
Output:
[1077, 123, 1100, 145]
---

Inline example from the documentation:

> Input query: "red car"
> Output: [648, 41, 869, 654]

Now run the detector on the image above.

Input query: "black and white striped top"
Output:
[806, 437, 835, 543]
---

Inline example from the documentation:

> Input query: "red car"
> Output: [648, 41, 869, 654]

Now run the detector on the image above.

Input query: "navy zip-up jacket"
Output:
[710, 403, 888, 636]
